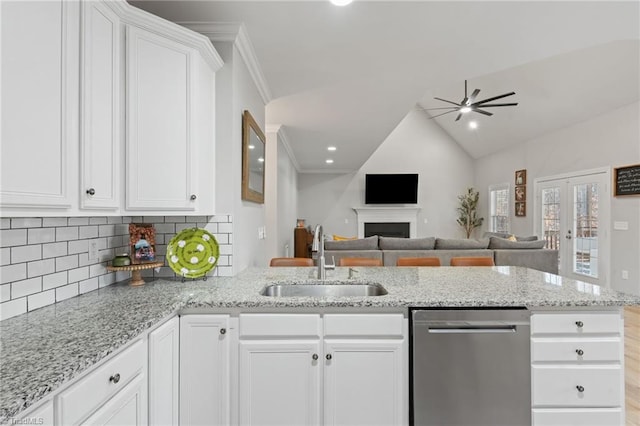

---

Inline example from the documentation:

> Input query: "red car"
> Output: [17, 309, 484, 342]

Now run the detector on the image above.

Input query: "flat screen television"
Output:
[365, 174, 418, 204]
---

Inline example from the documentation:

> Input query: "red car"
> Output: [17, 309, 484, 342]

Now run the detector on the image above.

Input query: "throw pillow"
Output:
[435, 238, 490, 250]
[488, 237, 546, 249]
[516, 235, 538, 242]
[325, 235, 379, 251]
[507, 235, 517, 241]
[333, 234, 356, 241]
[379, 237, 436, 250]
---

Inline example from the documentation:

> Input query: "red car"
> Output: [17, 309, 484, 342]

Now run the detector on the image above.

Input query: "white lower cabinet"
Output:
[530, 309, 624, 425]
[148, 316, 179, 426]
[238, 313, 407, 426]
[18, 398, 54, 426]
[56, 339, 146, 425]
[179, 314, 230, 426]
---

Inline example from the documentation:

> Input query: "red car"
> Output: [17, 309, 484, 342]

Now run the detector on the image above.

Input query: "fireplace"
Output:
[364, 222, 410, 238]
[353, 207, 420, 239]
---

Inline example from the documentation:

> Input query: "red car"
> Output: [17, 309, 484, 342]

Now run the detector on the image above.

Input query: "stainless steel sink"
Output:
[260, 282, 388, 297]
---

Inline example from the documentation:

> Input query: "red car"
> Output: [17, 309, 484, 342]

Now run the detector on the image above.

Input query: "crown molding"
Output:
[179, 22, 273, 104]
[265, 125, 300, 172]
[107, 1, 223, 72]
[299, 169, 355, 174]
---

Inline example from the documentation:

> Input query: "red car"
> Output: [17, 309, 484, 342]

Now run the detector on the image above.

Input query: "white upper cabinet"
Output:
[80, 0, 121, 210]
[1, 0, 79, 210]
[125, 26, 197, 211]
[0, 0, 222, 216]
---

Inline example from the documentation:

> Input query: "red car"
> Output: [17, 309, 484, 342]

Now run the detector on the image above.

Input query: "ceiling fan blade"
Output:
[475, 103, 518, 108]
[427, 110, 458, 119]
[468, 88, 481, 104]
[472, 92, 516, 106]
[421, 106, 460, 111]
[472, 109, 493, 116]
[455, 113, 463, 121]
[434, 97, 462, 107]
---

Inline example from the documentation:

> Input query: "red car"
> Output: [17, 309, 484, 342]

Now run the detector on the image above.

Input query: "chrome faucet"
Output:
[311, 224, 335, 280]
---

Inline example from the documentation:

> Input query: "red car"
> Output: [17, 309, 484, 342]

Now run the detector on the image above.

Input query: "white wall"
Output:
[276, 138, 298, 257]
[214, 41, 267, 273]
[298, 109, 476, 239]
[475, 102, 640, 295]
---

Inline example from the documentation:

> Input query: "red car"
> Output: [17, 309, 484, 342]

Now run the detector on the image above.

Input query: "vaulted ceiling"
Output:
[132, 0, 640, 172]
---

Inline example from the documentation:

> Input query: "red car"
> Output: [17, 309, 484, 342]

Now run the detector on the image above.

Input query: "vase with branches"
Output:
[456, 187, 484, 238]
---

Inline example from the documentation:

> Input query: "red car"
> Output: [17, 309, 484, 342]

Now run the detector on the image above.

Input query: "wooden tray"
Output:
[106, 261, 164, 286]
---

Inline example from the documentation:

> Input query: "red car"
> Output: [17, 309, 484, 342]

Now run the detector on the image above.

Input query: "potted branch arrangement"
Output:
[456, 187, 484, 239]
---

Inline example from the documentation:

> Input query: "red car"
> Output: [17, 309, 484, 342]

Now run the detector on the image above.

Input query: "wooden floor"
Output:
[626, 306, 640, 426]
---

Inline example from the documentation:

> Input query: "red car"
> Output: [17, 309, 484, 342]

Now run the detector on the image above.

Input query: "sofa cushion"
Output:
[488, 236, 546, 249]
[516, 235, 538, 242]
[325, 235, 378, 250]
[435, 238, 490, 250]
[379, 237, 436, 250]
[483, 232, 511, 239]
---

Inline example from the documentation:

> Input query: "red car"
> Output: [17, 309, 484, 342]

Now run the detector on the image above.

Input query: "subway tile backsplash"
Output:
[0, 215, 233, 321]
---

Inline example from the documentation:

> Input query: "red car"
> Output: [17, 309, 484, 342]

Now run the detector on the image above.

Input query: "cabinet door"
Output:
[126, 25, 197, 211]
[180, 315, 229, 426]
[18, 399, 54, 426]
[149, 316, 179, 426]
[80, 0, 120, 210]
[238, 340, 321, 426]
[323, 339, 405, 426]
[82, 374, 145, 426]
[1, 0, 78, 210]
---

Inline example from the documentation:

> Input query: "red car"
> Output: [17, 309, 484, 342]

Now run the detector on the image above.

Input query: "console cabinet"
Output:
[530, 310, 625, 426]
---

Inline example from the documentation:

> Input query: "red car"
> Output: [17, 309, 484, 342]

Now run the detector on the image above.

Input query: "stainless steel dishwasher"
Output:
[411, 308, 531, 426]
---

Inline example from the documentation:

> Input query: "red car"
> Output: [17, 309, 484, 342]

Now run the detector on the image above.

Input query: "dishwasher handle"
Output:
[426, 325, 517, 334]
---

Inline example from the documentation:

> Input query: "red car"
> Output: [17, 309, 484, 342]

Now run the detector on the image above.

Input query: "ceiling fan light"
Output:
[469, 121, 478, 129]
[330, 0, 353, 5]
[460, 106, 472, 114]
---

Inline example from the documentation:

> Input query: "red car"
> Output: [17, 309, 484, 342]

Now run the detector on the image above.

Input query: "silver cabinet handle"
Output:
[86, 188, 95, 196]
[312, 354, 318, 360]
[109, 373, 121, 384]
[576, 349, 584, 356]
[326, 354, 332, 360]
[575, 321, 584, 328]
[190, 194, 197, 201]
[220, 328, 226, 335]
[576, 385, 584, 393]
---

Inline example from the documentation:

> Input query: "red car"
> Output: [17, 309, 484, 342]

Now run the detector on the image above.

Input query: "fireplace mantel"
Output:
[353, 207, 420, 238]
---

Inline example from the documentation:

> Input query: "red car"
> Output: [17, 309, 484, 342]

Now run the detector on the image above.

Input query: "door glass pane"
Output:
[541, 187, 560, 250]
[490, 187, 509, 233]
[573, 183, 598, 277]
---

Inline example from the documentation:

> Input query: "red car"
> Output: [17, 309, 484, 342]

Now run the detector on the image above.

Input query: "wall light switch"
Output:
[423, 218, 428, 224]
[622, 270, 629, 280]
[345, 218, 349, 224]
[613, 221, 629, 230]
[88, 239, 98, 261]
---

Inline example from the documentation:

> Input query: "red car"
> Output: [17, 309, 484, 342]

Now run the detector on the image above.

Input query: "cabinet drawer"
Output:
[532, 408, 622, 425]
[239, 314, 321, 338]
[531, 337, 621, 362]
[58, 339, 145, 425]
[324, 314, 404, 337]
[531, 312, 620, 335]
[532, 365, 622, 407]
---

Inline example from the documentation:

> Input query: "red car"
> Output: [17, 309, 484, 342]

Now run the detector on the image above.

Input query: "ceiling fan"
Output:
[423, 80, 518, 121]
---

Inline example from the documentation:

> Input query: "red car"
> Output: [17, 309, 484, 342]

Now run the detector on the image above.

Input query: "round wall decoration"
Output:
[167, 228, 219, 278]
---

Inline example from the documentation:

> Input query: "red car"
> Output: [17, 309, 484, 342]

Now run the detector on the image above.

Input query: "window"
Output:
[489, 184, 510, 233]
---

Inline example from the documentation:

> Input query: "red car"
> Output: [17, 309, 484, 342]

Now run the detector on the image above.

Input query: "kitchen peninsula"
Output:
[1, 266, 639, 424]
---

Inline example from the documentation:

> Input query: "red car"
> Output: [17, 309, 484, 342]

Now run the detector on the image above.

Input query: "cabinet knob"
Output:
[312, 354, 319, 360]
[109, 373, 121, 384]
[576, 385, 585, 393]
[86, 188, 96, 196]
[190, 194, 197, 201]
[326, 354, 332, 360]
[576, 349, 584, 356]
[575, 321, 584, 328]
[220, 328, 226, 335]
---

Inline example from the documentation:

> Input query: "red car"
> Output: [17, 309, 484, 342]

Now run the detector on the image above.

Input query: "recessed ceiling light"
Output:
[248, 144, 255, 150]
[326, 159, 334, 164]
[258, 157, 264, 163]
[469, 121, 478, 129]
[330, 0, 353, 5]
[327, 146, 337, 151]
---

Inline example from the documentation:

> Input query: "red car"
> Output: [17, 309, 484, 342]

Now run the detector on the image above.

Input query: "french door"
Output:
[535, 169, 610, 286]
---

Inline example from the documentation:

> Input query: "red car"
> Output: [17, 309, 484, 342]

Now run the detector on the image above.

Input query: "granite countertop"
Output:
[2, 266, 639, 422]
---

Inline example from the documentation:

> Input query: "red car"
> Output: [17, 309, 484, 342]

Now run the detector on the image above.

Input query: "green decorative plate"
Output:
[167, 228, 219, 278]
